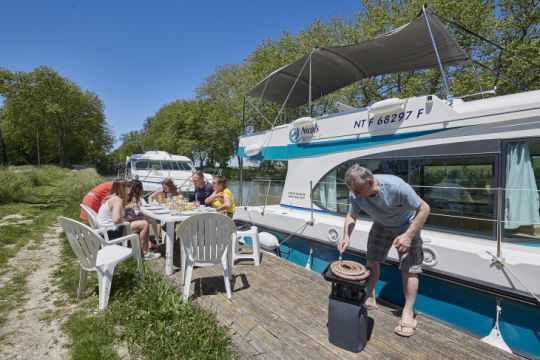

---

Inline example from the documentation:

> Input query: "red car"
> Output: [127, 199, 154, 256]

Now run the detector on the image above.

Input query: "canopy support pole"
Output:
[422, 5, 453, 102]
[238, 96, 246, 206]
[272, 51, 312, 127]
[242, 96, 246, 133]
[238, 156, 243, 206]
[472, 64, 485, 98]
[309, 52, 312, 116]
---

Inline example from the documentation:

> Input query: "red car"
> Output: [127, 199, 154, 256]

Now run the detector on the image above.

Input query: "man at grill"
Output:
[337, 164, 430, 337]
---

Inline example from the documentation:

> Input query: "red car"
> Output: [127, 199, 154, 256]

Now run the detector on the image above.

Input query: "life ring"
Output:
[330, 260, 370, 281]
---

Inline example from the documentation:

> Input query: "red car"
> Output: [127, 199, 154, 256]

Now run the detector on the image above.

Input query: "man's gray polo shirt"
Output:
[348, 174, 421, 228]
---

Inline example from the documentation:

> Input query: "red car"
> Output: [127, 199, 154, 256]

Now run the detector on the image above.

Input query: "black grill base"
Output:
[328, 294, 368, 352]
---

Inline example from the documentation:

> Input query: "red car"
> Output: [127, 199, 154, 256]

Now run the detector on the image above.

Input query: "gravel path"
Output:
[0, 225, 72, 359]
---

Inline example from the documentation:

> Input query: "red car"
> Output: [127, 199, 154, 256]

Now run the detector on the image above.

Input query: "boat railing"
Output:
[243, 179, 285, 210]
[243, 179, 540, 233]
[245, 179, 540, 244]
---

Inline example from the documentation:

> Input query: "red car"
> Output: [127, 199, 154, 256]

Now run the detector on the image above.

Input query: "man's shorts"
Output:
[367, 222, 423, 273]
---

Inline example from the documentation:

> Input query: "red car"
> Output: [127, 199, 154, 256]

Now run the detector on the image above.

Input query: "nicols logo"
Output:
[289, 127, 300, 143]
[289, 125, 319, 143]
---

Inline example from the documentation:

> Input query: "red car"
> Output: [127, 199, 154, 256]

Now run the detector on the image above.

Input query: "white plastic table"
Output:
[139, 205, 216, 284]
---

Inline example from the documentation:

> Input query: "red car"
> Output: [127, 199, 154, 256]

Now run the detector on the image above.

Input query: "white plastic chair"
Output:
[232, 226, 261, 266]
[80, 204, 132, 239]
[80, 204, 133, 248]
[177, 213, 236, 301]
[58, 216, 144, 309]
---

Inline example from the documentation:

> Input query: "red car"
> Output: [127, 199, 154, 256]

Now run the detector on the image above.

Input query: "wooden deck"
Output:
[151, 250, 519, 359]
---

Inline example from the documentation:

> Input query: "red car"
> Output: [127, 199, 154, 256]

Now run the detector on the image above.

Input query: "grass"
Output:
[0, 165, 235, 359]
[55, 228, 235, 359]
[64, 311, 119, 360]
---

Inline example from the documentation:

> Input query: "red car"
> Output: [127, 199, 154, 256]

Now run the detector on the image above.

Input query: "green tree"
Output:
[115, 130, 145, 161]
[0, 66, 113, 166]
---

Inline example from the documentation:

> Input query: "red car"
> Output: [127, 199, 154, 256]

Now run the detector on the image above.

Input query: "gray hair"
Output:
[344, 164, 373, 188]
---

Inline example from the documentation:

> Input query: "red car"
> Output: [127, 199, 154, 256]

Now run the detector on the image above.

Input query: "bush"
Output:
[0, 169, 32, 204]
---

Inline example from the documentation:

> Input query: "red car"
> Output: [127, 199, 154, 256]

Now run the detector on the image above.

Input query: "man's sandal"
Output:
[394, 319, 417, 337]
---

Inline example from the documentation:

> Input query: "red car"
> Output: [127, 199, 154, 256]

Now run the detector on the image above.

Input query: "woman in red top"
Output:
[80, 181, 114, 220]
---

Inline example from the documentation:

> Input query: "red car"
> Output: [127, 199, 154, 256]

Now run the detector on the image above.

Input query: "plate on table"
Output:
[180, 210, 198, 216]
[153, 209, 170, 214]
[147, 206, 164, 210]
[197, 207, 215, 212]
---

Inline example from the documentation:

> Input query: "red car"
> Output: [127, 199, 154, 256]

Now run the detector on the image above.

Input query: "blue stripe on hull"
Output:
[238, 128, 452, 160]
[263, 228, 540, 358]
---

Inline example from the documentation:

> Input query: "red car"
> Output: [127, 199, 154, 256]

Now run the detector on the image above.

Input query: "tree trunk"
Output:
[56, 125, 68, 166]
[0, 125, 8, 164]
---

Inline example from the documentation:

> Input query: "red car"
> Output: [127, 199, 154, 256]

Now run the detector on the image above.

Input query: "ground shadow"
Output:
[189, 273, 251, 300]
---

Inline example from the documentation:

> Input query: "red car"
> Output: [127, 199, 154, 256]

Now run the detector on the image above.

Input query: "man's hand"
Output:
[337, 237, 350, 254]
[393, 233, 412, 253]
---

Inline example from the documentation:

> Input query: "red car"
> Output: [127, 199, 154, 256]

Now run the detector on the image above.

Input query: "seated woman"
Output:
[205, 176, 236, 218]
[97, 179, 160, 260]
[148, 178, 180, 203]
[125, 179, 145, 221]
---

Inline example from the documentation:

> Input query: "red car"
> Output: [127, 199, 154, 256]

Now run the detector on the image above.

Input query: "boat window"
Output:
[503, 140, 540, 243]
[313, 155, 498, 237]
[133, 160, 149, 170]
[411, 156, 495, 237]
[312, 159, 408, 215]
[149, 160, 162, 170]
[177, 161, 194, 171]
[161, 161, 171, 170]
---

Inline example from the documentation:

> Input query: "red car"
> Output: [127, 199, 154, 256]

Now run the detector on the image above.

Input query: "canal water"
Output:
[106, 175, 285, 206]
[227, 179, 284, 206]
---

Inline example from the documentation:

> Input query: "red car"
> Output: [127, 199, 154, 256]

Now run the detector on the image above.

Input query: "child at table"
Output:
[148, 178, 181, 203]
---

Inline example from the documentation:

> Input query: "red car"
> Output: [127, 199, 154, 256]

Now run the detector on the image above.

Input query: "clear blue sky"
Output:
[1, 0, 361, 146]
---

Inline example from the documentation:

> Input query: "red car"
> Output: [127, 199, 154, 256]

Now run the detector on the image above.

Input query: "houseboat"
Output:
[235, 7, 540, 358]
[124, 151, 212, 194]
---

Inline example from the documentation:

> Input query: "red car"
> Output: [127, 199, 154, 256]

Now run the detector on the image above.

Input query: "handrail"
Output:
[242, 179, 540, 226]
[261, 180, 272, 215]
[245, 179, 253, 207]
[309, 180, 314, 225]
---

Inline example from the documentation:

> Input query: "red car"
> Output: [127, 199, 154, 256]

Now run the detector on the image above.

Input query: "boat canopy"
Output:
[247, 8, 469, 108]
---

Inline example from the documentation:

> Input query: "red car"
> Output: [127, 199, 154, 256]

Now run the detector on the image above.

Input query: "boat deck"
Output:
[152, 251, 519, 359]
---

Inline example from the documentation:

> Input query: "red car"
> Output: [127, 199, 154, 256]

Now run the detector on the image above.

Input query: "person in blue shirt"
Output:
[337, 164, 430, 337]
[192, 170, 213, 205]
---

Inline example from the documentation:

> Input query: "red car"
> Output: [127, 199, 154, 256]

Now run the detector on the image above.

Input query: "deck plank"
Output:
[151, 250, 519, 360]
